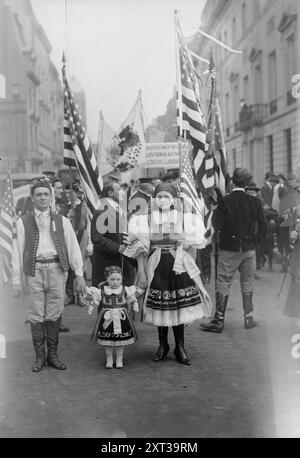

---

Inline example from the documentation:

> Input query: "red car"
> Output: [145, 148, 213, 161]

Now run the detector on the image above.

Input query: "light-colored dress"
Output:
[124, 208, 213, 327]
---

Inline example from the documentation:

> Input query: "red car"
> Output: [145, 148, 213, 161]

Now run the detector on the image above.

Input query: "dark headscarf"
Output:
[153, 182, 178, 198]
[30, 180, 51, 195]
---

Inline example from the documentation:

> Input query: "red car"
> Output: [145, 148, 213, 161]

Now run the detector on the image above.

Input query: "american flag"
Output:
[62, 60, 102, 216]
[207, 55, 229, 197]
[179, 142, 203, 218]
[175, 18, 215, 197]
[175, 16, 215, 240]
[0, 169, 16, 284]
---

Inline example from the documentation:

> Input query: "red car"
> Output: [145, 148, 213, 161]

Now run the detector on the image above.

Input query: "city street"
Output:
[0, 261, 299, 438]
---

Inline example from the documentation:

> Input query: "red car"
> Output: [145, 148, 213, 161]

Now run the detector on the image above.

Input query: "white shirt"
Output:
[232, 187, 245, 192]
[12, 208, 84, 285]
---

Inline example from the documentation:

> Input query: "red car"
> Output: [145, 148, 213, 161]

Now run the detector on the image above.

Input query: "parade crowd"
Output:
[11, 167, 300, 372]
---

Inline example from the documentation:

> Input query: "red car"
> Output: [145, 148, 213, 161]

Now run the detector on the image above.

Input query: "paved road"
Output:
[0, 263, 299, 438]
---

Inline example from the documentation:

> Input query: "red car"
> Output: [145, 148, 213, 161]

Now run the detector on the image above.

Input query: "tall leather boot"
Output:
[152, 327, 170, 361]
[30, 322, 46, 372]
[201, 292, 229, 333]
[46, 317, 67, 370]
[173, 324, 191, 366]
[242, 292, 259, 329]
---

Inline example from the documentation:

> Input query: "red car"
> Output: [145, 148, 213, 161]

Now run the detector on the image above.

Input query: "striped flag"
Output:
[0, 169, 16, 284]
[207, 55, 229, 197]
[175, 17, 215, 197]
[175, 14, 215, 240]
[179, 141, 203, 218]
[62, 61, 102, 216]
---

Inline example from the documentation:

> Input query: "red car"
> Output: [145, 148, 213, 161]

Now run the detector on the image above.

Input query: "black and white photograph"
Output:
[0, 0, 300, 442]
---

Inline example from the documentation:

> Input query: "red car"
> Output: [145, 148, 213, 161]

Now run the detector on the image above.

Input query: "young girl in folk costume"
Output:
[83, 266, 143, 368]
[124, 183, 213, 366]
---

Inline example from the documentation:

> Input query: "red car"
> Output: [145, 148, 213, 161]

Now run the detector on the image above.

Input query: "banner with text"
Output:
[145, 143, 179, 169]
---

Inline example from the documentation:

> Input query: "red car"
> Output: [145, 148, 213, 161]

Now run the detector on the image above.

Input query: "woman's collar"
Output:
[104, 285, 122, 295]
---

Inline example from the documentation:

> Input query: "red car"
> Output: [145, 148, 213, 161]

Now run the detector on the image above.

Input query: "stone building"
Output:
[191, 0, 300, 185]
[0, 0, 63, 173]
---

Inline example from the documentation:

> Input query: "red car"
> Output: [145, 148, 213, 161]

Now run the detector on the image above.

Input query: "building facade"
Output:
[0, 0, 63, 173]
[191, 0, 300, 185]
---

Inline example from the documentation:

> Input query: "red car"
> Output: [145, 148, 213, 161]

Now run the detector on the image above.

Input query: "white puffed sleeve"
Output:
[183, 213, 208, 249]
[84, 286, 102, 305]
[125, 285, 139, 312]
[123, 214, 150, 258]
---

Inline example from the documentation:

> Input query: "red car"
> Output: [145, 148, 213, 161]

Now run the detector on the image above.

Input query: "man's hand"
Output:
[290, 230, 298, 243]
[86, 243, 93, 257]
[75, 276, 86, 295]
[13, 284, 22, 298]
[119, 244, 126, 254]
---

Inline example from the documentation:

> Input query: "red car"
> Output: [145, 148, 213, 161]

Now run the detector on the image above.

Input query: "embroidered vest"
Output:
[22, 212, 69, 276]
[100, 285, 127, 309]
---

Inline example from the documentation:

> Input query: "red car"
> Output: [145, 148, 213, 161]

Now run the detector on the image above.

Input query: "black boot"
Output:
[46, 318, 67, 370]
[30, 322, 46, 372]
[152, 327, 170, 361]
[242, 292, 259, 329]
[201, 292, 229, 333]
[173, 325, 191, 365]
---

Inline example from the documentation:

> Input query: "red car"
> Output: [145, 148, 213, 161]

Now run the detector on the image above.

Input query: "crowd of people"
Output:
[11, 166, 300, 372]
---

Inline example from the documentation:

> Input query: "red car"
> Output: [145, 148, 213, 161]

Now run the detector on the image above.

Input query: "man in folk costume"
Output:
[201, 168, 267, 333]
[53, 177, 72, 331]
[12, 181, 86, 372]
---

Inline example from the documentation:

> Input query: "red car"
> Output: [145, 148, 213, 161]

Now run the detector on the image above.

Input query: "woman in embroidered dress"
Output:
[82, 266, 143, 369]
[124, 183, 212, 366]
[283, 204, 300, 319]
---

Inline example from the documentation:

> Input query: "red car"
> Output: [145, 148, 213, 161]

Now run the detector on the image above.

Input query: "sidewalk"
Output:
[0, 263, 299, 438]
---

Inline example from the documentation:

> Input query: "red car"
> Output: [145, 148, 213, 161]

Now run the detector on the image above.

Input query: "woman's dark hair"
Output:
[101, 181, 115, 198]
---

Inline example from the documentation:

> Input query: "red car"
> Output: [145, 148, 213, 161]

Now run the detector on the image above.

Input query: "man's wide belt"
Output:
[36, 256, 59, 264]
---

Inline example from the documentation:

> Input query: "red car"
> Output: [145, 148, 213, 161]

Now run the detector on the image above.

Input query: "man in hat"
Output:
[12, 180, 86, 372]
[260, 172, 276, 208]
[201, 168, 267, 333]
[128, 178, 154, 217]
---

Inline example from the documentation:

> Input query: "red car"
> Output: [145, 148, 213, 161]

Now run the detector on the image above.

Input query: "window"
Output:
[12, 84, 20, 100]
[253, 0, 260, 21]
[267, 135, 274, 173]
[233, 84, 239, 125]
[232, 18, 237, 46]
[286, 34, 296, 88]
[232, 148, 237, 169]
[268, 51, 277, 113]
[241, 3, 246, 30]
[285, 128, 292, 174]
[243, 75, 249, 103]
[254, 64, 263, 105]
[225, 92, 230, 131]
[267, 17, 275, 34]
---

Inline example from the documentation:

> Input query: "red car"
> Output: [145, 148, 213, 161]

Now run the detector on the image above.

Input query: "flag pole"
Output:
[208, 54, 218, 299]
[96, 111, 105, 171]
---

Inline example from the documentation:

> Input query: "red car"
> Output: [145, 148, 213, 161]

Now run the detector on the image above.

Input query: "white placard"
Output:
[145, 142, 179, 169]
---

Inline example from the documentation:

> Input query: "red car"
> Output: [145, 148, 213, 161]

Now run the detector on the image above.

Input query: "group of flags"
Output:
[0, 14, 229, 285]
[175, 13, 229, 240]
